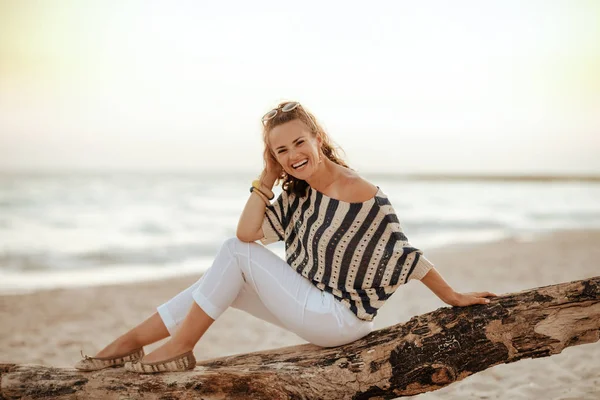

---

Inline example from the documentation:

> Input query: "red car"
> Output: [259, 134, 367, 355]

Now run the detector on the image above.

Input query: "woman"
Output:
[75, 101, 496, 373]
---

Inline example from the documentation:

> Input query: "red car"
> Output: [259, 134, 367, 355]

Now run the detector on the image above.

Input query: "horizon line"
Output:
[1, 168, 599, 182]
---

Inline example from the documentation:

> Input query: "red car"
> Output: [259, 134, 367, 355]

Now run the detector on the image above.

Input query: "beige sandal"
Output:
[75, 347, 145, 371]
[124, 351, 196, 373]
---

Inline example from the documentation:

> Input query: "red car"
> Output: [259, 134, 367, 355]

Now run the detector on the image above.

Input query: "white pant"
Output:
[157, 237, 374, 347]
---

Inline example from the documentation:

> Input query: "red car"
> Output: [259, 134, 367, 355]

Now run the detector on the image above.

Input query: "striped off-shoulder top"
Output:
[260, 185, 434, 321]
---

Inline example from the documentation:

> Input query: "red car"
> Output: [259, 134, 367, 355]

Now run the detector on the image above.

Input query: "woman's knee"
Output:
[216, 236, 244, 260]
[223, 236, 248, 253]
[223, 236, 268, 259]
[220, 237, 255, 278]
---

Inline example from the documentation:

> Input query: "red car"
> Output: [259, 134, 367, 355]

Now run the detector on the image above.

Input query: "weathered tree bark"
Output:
[1, 277, 599, 400]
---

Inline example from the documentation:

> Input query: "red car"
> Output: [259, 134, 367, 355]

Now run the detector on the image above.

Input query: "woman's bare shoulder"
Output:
[342, 173, 378, 202]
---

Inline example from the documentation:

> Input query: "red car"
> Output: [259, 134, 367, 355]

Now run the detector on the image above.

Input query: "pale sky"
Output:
[1, 0, 599, 174]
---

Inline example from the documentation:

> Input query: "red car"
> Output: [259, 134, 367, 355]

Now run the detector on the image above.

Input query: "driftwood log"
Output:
[1, 276, 599, 399]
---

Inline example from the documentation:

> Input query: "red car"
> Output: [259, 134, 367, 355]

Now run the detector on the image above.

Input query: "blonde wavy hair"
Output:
[262, 101, 351, 197]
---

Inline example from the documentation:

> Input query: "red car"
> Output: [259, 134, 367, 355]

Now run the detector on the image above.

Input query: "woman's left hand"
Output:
[444, 291, 497, 307]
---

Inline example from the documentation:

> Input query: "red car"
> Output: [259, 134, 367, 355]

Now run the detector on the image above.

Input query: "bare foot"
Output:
[141, 339, 193, 363]
[95, 336, 141, 358]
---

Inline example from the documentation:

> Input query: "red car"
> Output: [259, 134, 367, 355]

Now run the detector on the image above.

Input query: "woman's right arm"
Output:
[236, 172, 277, 243]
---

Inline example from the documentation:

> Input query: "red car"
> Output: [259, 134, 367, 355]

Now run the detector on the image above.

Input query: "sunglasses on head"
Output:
[261, 102, 317, 131]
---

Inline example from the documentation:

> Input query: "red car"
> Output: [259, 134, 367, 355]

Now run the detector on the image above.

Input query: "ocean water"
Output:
[1, 172, 599, 293]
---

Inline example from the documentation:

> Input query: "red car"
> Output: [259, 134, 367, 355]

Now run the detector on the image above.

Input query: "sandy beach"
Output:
[1, 230, 599, 399]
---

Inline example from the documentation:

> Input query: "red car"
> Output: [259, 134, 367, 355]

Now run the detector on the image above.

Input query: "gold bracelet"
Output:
[251, 179, 274, 200]
[251, 187, 270, 206]
[252, 186, 271, 201]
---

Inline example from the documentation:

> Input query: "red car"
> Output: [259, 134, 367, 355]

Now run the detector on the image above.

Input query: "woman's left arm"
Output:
[420, 267, 497, 306]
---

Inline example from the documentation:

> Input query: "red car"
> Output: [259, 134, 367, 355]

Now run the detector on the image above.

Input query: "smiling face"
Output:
[268, 119, 322, 179]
